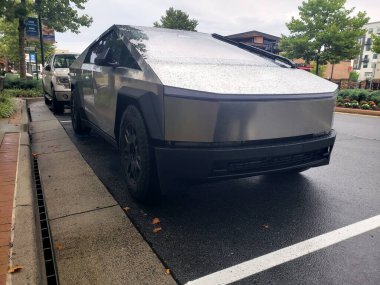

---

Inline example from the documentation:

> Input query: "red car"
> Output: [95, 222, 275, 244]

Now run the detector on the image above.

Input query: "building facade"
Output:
[352, 21, 380, 82]
[227, 31, 280, 54]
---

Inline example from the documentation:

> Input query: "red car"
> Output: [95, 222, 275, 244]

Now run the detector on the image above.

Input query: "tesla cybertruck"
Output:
[69, 25, 337, 202]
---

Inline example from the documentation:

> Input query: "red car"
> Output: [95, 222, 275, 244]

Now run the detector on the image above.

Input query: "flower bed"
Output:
[336, 89, 380, 111]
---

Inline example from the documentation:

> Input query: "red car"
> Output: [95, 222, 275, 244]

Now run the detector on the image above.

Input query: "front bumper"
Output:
[54, 90, 71, 102]
[155, 130, 336, 181]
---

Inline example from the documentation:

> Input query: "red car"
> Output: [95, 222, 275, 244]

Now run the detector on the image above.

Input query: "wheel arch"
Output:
[114, 86, 164, 144]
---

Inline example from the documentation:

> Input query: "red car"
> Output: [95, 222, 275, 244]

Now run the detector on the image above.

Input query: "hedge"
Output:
[337, 89, 380, 104]
[0, 92, 16, 118]
[0, 88, 43, 98]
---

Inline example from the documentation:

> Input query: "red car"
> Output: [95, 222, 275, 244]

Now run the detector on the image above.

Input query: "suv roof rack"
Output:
[212, 33, 296, 68]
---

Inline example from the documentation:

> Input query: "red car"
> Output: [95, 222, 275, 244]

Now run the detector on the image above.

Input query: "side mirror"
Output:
[94, 47, 118, 67]
[94, 57, 106, 66]
[45, 65, 51, 71]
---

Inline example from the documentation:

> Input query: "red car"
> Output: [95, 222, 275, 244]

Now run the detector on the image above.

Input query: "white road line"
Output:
[60, 120, 72, 123]
[186, 215, 380, 285]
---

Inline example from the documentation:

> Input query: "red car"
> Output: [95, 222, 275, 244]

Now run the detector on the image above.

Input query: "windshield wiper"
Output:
[212, 33, 296, 68]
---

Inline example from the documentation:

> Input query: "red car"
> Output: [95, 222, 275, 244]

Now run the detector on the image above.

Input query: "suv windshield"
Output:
[53, 54, 78, 68]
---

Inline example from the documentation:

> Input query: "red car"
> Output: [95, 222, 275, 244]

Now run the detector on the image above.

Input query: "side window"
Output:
[85, 30, 141, 70]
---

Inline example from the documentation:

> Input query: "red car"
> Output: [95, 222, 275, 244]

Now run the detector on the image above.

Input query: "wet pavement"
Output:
[41, 101, 380, 285]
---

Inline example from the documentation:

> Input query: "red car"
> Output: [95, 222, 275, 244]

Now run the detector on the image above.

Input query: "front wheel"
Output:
[119, 105, 160, 203]
[71, 91, 91, 135]
[52, 88, 64, 114]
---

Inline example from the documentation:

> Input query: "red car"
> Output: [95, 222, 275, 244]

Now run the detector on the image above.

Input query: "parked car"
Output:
[42, 52, 78, 114]
[70, 25, 337, 202]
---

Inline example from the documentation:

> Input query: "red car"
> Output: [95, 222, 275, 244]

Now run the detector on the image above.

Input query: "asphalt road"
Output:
[52, 106, 380, 285]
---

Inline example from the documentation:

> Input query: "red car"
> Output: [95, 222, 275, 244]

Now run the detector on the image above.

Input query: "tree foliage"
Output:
[372, 34, 380, 54]
[280, 0, 369, 76]
[0, 0, 92, 78]
[154, 7, 198, 31]
[0, 18, 54, 64]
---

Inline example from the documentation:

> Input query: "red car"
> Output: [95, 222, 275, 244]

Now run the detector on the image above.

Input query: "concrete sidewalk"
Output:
[0, 99, 44, 285]
[28, 100, 176, 284]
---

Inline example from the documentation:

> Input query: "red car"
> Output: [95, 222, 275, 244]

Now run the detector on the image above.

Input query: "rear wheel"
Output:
[119, 105, 160, 203]
[71, 91, 91, 134]
[52, 88, 64, 114]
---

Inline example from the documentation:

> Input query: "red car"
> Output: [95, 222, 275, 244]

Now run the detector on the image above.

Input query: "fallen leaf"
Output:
[123, 207, 130, 212]
[152, 218, 160, 225]
[165, 268, 171, 275]
[262, 224, 270, 229]
[55, 241, 64, 251]
[153, 227, 162, 233]
[8, 265, 23, 273]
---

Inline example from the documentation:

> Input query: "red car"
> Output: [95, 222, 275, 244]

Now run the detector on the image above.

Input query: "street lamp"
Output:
[35, 0, 45, 66]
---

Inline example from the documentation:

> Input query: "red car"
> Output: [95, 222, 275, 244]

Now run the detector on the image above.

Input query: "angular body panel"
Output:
[70, 25, 337, 184]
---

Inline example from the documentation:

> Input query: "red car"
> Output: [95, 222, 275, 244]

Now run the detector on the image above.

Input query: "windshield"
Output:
[53, 54, 78, 68]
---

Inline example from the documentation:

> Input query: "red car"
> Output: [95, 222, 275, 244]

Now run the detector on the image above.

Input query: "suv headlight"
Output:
[56, 76, 69, 85]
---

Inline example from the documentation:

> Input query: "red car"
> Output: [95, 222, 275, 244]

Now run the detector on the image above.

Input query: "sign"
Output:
[41, 20, 55, 43]
[25, 17, 39, 41]
[25, 46, 36, 52]
[29, 53, 36, 63]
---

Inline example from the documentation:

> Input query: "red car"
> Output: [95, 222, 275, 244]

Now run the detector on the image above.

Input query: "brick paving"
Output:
[0, 133, 20, 285]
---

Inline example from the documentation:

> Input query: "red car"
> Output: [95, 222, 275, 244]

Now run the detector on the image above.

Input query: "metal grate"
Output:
[33, 157, 59, 285]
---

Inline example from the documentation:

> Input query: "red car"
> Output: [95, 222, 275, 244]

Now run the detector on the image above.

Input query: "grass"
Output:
[0, 92, 16, 118]
[0, 88, 43, 98]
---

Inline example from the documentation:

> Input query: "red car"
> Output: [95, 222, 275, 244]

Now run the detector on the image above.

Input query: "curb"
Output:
[335, 107, 380, 116]
[7, 100, 46, 285]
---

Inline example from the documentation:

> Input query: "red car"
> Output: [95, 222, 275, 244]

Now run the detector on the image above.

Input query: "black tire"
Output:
[119, 105, 160, 203]
[43, 85, 50, 105]
[44, 95, 50, 105]
[52, 88, 64, 114]
[71, 91, 91, 134]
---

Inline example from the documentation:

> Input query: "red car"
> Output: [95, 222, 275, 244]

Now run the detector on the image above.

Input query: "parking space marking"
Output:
[186, 215, 380, 285]
[60, 120, 72, 123]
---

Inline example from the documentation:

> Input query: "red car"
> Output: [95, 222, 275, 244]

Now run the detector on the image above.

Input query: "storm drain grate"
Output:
[33, 157, 59, 285]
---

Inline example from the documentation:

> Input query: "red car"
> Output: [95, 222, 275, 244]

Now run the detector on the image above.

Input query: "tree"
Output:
[0, 18, 54, 66]
[372, 34, 380, 54]
[0, 0, 92, 78]
[280, 0, 369, 76]
[154, 7, 198, 31]
[310, 62, 327, 77]
[349, 71, 359, 81]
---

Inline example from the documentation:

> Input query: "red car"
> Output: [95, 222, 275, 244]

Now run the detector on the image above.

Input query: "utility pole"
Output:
[35, 0, 45, 66]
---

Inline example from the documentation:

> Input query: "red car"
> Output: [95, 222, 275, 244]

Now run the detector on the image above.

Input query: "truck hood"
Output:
[150, 61, 337, 95]
[54, 68, 70, 77]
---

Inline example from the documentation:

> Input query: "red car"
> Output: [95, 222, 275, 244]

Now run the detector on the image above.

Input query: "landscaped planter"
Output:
[335, 107, 380, 116]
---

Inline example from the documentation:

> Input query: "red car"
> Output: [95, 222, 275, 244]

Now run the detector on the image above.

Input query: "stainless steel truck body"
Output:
[70, 25, 337, 202]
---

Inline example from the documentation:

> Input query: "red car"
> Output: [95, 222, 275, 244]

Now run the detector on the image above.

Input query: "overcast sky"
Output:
[55, 0, 380, 53]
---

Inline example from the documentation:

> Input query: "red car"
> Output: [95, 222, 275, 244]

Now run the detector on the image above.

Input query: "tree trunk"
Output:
[330, 63, 335, 80]
[315, 60, 320, 76]
[18, 0, 26, 79]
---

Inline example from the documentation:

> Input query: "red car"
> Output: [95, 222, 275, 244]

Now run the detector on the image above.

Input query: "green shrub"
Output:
[4, 76, 42, 90]
[352, 102, 360, 109]
[371, 105, 379, 110]
[337, 89, 351, 98]
[368, 91, 380, 104]
[361, 104, 370, 110]
[348, 91, 359, 101]
[0, 88, 42, 98]
[0, 92, 16, 118]
[337, 98, 345, 103]
[356, 89, 370, 102]
[336, 102, 344, 107]
[344, 102, 352, 108]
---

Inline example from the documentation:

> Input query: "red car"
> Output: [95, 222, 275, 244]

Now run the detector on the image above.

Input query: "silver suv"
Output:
[42, 52, 78, 114]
